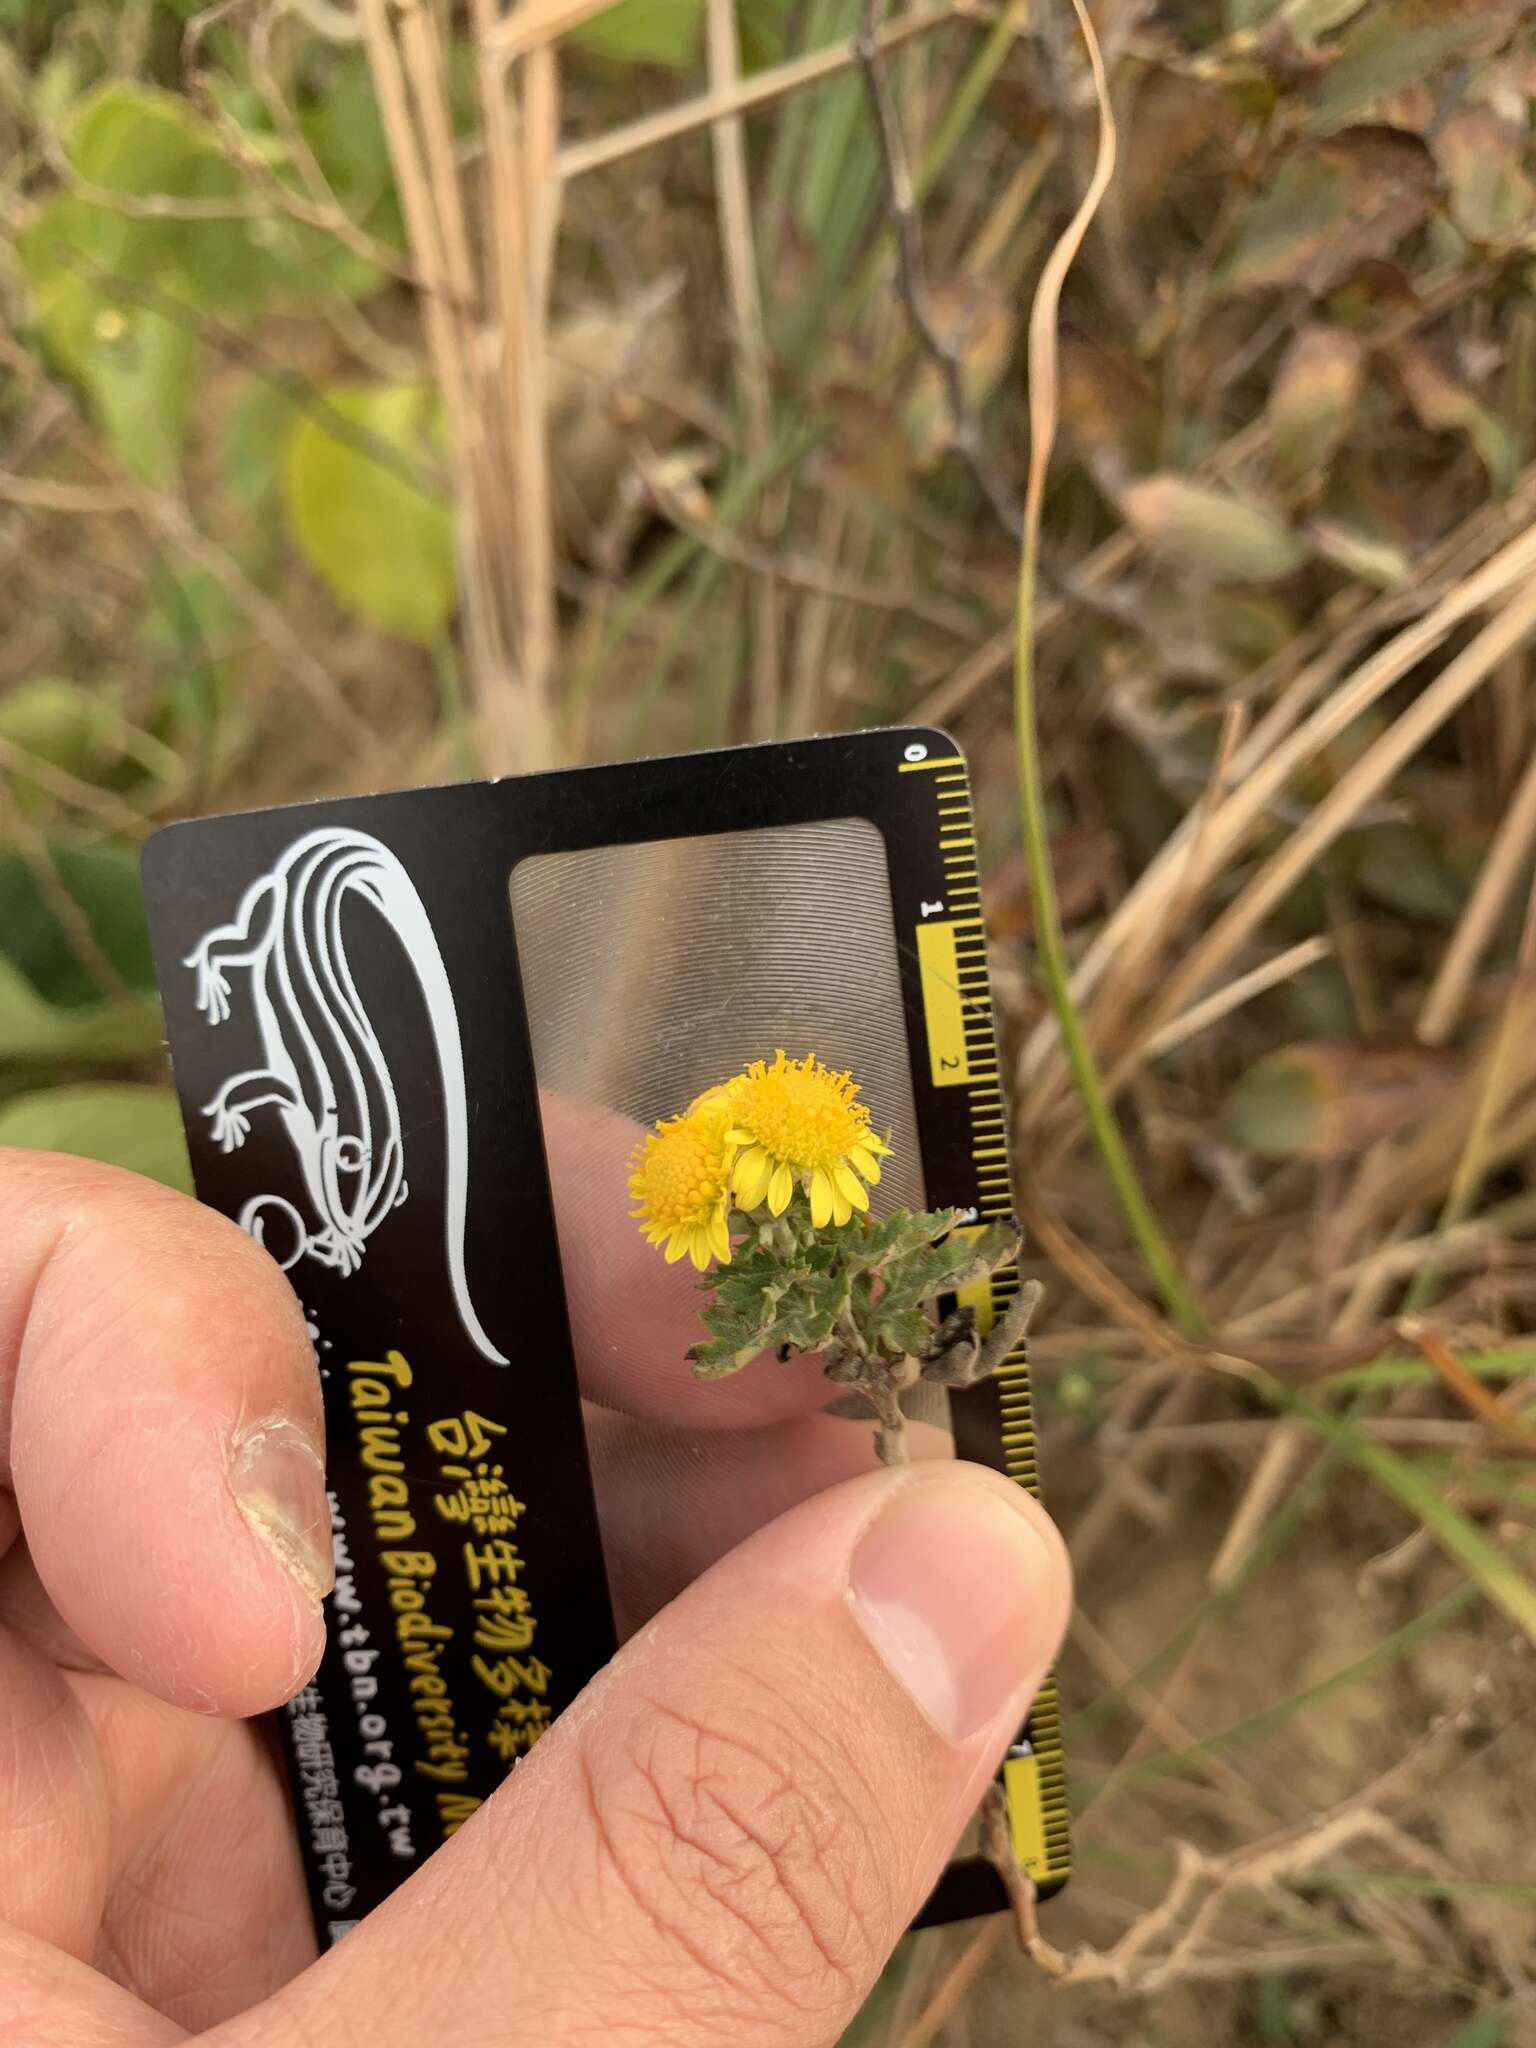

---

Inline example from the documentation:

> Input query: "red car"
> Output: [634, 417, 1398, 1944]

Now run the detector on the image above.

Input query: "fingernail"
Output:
[230, 1419, 335, 1604]
[849, 1473, 1065, 1742]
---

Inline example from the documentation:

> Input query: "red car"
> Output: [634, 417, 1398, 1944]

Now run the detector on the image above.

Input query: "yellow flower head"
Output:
[628, 1096, 735, 1270]
[722, 1050, 893, 1228]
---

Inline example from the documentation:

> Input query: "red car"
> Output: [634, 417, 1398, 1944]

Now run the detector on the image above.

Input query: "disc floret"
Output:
[721, 1049, 893, 1227]
[628, 1095, 735, 1270]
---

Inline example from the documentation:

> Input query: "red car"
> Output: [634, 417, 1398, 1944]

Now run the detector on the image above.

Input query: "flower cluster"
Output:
[628, 1050, 893, 1269]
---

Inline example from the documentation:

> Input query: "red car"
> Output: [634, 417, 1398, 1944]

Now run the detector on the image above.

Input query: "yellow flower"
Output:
[628, 1097, 735, 1270]
[722, 1050, 893, 1228]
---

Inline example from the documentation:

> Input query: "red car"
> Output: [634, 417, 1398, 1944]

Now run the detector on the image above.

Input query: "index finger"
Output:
[0, 1149, 331, 1716]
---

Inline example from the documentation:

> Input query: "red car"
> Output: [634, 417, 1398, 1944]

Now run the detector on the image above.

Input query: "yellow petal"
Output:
[708, 1206, 732, 1264]
[732, 1145, 771, 1202]
[848, 1145, 881, 1184]
[663, 1234, 688, 1264]
[768, 1161, 795, 1215]
[831, 1184, 853, 1227]
[689, 1233, 710, 1270]
[834, 1162, 870, 1211]
[724, 1127, 754, 1147]
[809, 1168, 833, 1229]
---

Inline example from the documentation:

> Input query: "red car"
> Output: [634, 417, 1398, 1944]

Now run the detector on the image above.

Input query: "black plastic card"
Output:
[142, 727, 1068, 1945]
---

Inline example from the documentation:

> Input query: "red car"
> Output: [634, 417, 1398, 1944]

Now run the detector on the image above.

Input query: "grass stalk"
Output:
[1010, 0, 1204, 1338]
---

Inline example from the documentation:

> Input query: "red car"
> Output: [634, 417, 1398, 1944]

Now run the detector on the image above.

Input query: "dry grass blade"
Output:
[512, 36, 563, 763]
[706, 0, 780, 742]
[1395, 877, 1536, 1317]
[357, 0, 558, 771]
[1140, 938, 1334, 1062]
[468, 0, 558, 769]
[1207, 1420, 1312, 1592]
[1397, 1320, 1536, 1449]
[1420, 734, 1536, 1044]
[1022, 507, 1536, 1085]
[1069, 1374, 1204, 1577]
[1014, 1192, 1179, 1354]
[1287, 1393, 1536, 1647]
[0, 471, 139, 513]
[1140, 568, 1536, 1043]
[1225, 1221, 1499, 1343]
[489, 0, 627, 55]
[891, 1922, 1002, 2048]
[552, 2, 962, 179]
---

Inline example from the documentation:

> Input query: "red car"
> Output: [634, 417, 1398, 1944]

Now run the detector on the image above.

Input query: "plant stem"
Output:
[1011, 0, 1206, 1342]
[870, 1376, 911, 1466]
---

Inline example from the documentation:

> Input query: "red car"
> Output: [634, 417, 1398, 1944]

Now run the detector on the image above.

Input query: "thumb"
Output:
[219, 1462, 1070, 2048]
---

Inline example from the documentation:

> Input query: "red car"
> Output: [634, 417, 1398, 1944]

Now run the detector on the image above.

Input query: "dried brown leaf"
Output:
[1224, 126, 1439, 293]
[1227, 1040, 1462, 1160]
[1267, 322, 1367, 483]
[1350, 819, 1468, 924]
[1308, 515, 1413, 586]
[1434, 105, 1536, 244]
[547, 287, 691, 561]
[1329, 255, 1423, 314]
[1141, 587, 1300, 681]
[903, 277, 1018, 468]
[1389, 335, 1519, 491]
[1058, 327, 1159, 491]
[1120, 475, 1310, 583]
[1279, 0, 1370, 47]
[1121, 69, 1235, 224]
[814, 382, 912, 504]
[1310, 0, 1517, 129]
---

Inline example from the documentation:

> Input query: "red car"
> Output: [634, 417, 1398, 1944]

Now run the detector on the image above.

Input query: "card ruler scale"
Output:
[901, 744, 1071, 1918]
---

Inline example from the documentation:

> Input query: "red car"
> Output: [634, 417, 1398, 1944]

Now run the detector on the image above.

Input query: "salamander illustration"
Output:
[183, 826, 508, 1366]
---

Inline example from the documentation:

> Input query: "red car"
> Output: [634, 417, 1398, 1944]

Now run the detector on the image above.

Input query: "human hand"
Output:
[0, 1142, 1069, 2048]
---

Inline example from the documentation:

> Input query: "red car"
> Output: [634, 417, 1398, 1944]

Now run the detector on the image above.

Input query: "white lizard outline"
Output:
[183, 826, 509, 1367]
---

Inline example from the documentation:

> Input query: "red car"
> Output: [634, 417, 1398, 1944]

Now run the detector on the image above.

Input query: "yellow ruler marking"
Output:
[1013, 1682, 1071, 1884]
[915, 921, 970, 1086]
[1002, 1748, 1046, 1874]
